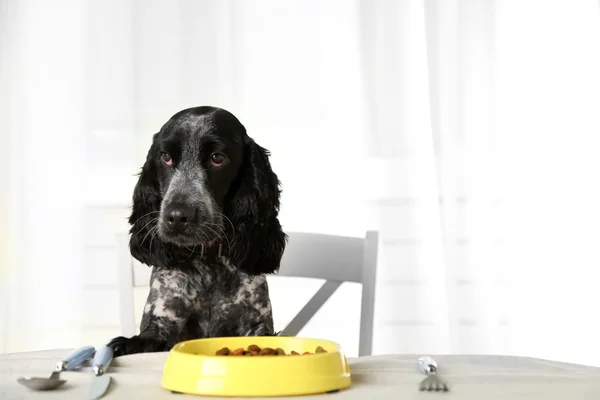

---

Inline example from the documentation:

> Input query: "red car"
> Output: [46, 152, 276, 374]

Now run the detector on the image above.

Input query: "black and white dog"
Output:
[108, 106, 287, 357]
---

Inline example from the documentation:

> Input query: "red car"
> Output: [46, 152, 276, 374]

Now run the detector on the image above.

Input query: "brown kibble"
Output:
[275, 348, 286, 356]
[259, 347, 276, 355]
[232, 347, 245, 356]
[248, 345, 261, 353]
[215, 344, 323, 356]
[215, 347, 230, 356]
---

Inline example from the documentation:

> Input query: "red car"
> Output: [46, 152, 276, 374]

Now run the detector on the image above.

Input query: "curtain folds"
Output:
[1, 0, 600, 365]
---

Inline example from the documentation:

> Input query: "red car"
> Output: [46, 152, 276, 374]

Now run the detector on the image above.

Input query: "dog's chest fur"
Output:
[142, 257, 274, 341]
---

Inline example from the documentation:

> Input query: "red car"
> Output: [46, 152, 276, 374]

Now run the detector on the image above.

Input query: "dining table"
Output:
[2, 349, 600, 399]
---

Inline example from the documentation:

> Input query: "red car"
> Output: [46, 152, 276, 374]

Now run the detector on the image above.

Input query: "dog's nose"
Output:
[164, 203, 196, 229]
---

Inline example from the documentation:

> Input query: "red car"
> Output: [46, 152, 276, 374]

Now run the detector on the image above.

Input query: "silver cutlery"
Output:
[88, 345, 114, 400]
[17, 345, 96, 391]
[418, 356, 449, 392]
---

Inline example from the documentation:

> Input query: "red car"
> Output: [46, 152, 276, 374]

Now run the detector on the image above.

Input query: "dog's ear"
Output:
[224, 136, 287, 275]
[128, 134, 171, 268]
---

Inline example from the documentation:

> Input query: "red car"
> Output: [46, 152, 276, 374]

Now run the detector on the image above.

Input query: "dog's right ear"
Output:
[128, 134, 170, 268]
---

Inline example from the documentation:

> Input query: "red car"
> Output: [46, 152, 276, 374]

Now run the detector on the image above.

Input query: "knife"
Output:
[88, 345, 114, 400]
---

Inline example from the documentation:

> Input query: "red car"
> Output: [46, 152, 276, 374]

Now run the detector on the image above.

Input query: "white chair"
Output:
[116, 231, 379, 356]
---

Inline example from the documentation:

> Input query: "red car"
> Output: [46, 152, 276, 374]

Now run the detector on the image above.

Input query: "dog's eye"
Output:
[210, 153, 228, 167]
[161, 152, 173, 166]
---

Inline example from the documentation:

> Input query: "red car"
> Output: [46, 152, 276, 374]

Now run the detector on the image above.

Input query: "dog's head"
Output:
[129, 106, 286, 274]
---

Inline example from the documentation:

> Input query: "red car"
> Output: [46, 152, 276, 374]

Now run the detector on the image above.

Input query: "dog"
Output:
[107, 106, 287, 356]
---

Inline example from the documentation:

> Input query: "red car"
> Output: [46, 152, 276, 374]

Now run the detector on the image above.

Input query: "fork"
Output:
[418, 356, 449, 392]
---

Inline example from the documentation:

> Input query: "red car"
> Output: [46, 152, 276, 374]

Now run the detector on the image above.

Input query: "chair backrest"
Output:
[116, 230, 379, 356]
[275, 231, 379, 356]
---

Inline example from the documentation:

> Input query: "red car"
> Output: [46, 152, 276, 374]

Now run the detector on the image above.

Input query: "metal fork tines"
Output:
[418, 356, 449, 392]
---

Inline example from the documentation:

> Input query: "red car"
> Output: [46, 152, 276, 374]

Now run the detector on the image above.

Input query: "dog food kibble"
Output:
[248, 345, 261, 353]
[275, 348, 286, 356]
[259, 347, 276, 356]
[215, 345, 328, 356]
[231, 348, 245, 356]
[216, 347, 230, 356]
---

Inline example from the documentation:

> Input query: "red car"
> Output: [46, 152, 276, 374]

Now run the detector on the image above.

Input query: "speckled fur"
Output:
[148, 258, 273, 337]
[107, 106, 286, 357]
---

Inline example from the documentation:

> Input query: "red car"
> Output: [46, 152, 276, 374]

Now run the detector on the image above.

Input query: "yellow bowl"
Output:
[161, 336, 352, 397]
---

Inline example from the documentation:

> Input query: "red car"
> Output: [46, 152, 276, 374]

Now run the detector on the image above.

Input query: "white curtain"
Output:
[0, 0, 86, 352]
[2, 0, 600, 365]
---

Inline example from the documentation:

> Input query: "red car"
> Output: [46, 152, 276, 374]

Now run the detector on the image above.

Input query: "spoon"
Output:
[17, 345, 96, 391]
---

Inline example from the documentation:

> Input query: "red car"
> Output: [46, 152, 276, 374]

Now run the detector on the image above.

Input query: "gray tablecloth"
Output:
[2, 350, 600, 399]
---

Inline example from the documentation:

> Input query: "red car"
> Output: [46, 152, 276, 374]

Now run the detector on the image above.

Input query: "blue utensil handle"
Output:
[63, 346, 96, 371]
[92, 345, 114, 375]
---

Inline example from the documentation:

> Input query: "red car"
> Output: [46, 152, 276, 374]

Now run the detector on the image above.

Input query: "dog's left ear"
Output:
[224, 135, 287, 275]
